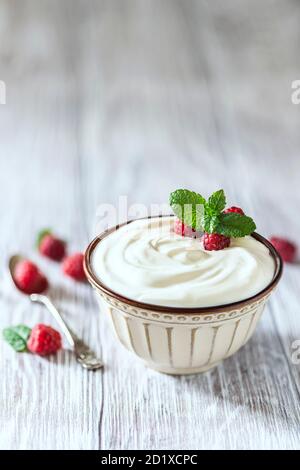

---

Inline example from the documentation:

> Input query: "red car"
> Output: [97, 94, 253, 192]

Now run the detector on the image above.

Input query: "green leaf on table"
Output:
[3, 324, 31, 352]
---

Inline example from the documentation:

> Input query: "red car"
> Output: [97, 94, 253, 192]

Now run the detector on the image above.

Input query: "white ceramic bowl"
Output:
[84, 217, 282, 375]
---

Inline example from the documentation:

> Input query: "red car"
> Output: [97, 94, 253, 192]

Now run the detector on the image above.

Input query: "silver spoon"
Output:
[9, 255, 103, 371]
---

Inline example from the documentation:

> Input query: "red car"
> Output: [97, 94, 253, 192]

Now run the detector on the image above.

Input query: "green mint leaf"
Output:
[170, 189, 206, 231]
[36, 228, 52, 248]
[14, 325, 32, 341]
[203, 214, 220, 233]
[216, 213, 256, 237]
[3, 325, 32, 352]
[207, 189, 226, 213]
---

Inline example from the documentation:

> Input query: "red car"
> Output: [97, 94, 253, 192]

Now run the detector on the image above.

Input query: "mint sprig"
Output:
[169, 188, 256, 237]
[3, 325, 31, 352]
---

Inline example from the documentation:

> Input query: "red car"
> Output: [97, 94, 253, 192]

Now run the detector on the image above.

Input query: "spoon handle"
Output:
[30, 294, 76, 347]
[30, 293, 104, 370]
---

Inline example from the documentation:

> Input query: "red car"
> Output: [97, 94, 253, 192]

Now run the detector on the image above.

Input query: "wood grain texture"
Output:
[0, 0, 300, 450]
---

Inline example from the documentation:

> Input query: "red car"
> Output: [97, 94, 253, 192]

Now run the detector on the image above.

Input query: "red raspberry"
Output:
[38, 231, 66, 261]
[27, 324, 62, 356]
[62, 253, 86, 281]
[174, 218, 201, 238]
[203, 233, 230, 251]
[14, 260, 48, 294]
[34, 274, 49, 293]
[223, 206, 245, 215]
[269, 237, 297, 263]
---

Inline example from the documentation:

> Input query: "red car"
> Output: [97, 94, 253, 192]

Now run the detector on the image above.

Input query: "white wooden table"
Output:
[0, 0, 300, 450]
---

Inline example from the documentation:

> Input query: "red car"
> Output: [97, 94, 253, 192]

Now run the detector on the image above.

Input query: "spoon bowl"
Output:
[9, 254, 31, 293]
[9, 254, 49, 295]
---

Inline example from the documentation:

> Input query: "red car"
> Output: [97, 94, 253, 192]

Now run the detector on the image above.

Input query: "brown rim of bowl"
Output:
[84, 215, 283, 314]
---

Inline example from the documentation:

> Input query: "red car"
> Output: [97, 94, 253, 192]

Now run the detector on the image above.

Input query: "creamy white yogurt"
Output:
[92, 217, 275, 308]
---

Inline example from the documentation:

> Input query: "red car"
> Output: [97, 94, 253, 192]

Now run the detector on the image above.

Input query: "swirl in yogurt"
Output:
[92, 217, 275, 308]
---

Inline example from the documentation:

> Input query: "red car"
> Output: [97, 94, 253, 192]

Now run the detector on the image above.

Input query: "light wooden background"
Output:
[0, 0, 300, 450]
